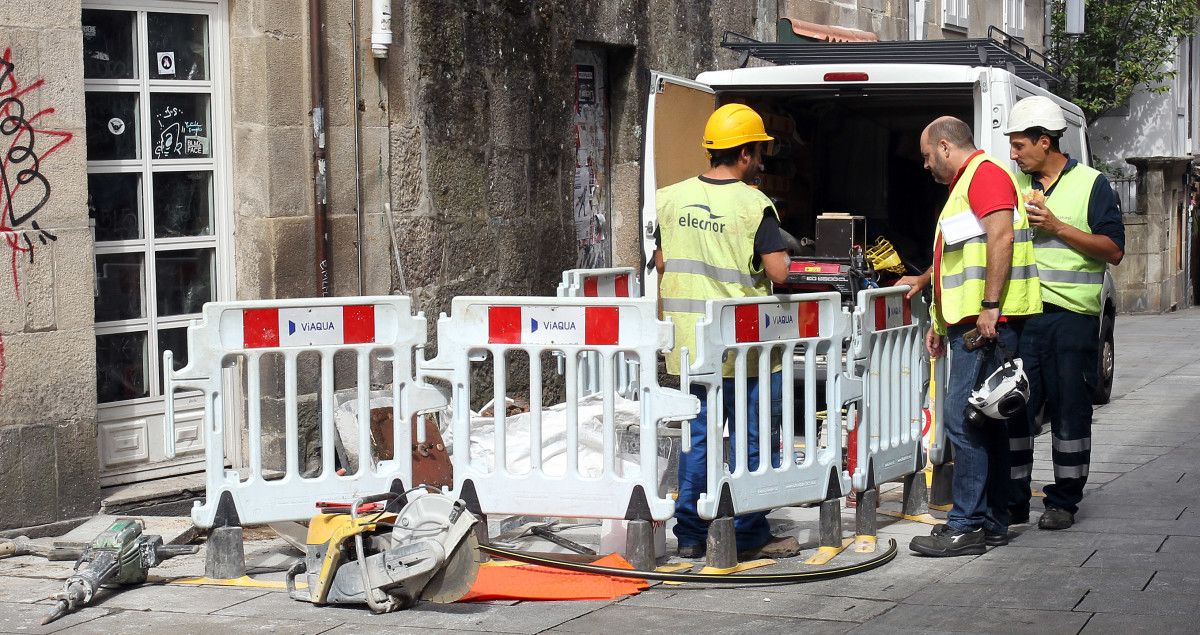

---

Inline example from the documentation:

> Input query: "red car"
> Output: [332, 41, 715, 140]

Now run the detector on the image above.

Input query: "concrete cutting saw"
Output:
[286, 489, 480, 612]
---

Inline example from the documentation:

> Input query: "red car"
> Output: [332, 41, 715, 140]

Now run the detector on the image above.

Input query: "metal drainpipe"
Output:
[309, 0, 332, 297]
[351, 0, 366, 296]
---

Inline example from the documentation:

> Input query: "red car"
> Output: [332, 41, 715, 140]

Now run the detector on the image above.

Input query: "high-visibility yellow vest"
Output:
[931, 153, 1041, 334]
[658, 177, 775, 376]
[1016, 165, 1105, 316]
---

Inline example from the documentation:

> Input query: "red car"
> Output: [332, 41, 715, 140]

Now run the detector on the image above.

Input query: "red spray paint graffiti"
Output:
[0, 48, 75, 392]
[0, 47, 74, 299]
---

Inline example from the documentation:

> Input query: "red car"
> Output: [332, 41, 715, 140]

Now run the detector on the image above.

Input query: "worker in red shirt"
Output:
[897, 117, 1041, 556]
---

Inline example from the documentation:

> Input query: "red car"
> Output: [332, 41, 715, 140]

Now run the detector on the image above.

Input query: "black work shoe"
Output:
[677, 543, 705, 558]
[909, 526, 986, 557]
[984, 529, 1009, 546]
[1009, 507, 1030, 525]
[1039, 506, 1074, 530]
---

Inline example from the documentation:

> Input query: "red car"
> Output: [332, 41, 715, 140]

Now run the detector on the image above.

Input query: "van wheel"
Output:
[1093, 312, 1115, 405]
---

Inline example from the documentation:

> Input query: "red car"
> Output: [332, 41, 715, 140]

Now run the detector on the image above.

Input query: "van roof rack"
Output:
[721, 26, 1061, 89]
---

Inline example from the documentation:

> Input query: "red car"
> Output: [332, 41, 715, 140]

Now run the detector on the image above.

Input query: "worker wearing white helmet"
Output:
[1004, 95, 1125, 531]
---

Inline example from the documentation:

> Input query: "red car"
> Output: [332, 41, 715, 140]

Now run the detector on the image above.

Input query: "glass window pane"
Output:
[153, 171, 212, 238]
[150, 94, 211, 159]
[89, 173, 142, 241]
[157, 326, 190, 392]
[97, 331, 149, 403]
[147, 13, 209, 81]
[95, 253, 145, 322]
[85, 93, 139, 161]
[156, 248, 213, 316]
[83, 9, 136, 79]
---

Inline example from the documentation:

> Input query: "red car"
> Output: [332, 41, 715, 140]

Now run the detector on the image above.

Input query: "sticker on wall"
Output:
[156, 51, 175, 76]
[107, 118, 125, 135]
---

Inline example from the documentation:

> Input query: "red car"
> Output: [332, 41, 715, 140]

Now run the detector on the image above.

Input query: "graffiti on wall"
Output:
[572, 48, 611, 269]
[0, 48, 74, 298]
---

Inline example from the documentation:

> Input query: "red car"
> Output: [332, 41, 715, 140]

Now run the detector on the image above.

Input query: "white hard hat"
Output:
[1005, 96, 1067, 135]
[968, 358, 1030, 420]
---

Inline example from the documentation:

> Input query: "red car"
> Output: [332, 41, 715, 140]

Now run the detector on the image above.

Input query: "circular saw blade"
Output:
[420, 531, 480, 604]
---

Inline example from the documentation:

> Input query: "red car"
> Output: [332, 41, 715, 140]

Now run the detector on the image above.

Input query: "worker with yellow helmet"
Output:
[654, 103, 800, 560]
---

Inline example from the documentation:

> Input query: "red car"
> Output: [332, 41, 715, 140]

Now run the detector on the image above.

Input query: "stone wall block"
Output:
[232, 124, 271, 217]
[267, 126, 312, 218]
[268, 216, 318, 299]
[0, 423, 57, 529]
[229, 38, 269, 125]
[233, 216, 274, 300]
[54, 416, 102, 519]
[51, 227, 95, 331]
[0, 327, 97, 426]
[609, 160, 644, 269]
[36, 26, 86, 131]
[21, 130, 88, 232]
[263, 39, 310, 128]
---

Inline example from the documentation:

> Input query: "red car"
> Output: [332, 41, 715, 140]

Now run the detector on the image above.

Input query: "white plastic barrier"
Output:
[684, 293, 851, 519]
[420, 296, 698, 521]
[164, 296, 446, 529]
[847, 287, 927, 491]
[927, 350, 950, 465]
[556, 267, 641, 398]
[556, 267, 640, 299]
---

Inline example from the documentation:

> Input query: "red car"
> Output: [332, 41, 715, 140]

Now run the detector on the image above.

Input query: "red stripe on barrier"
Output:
[903, 296, 912, 325]
[488, 306, 522, 344]
[343, 305, 376, 344]
[799, 302, 820, 338]
[585, 307, 620, 345]
[615, 274, 629, 297]
[874, 296, 887, 331]
[243, 308, 280, 348]
[734, 304, 760, 342]
[583, 277, 599, 297]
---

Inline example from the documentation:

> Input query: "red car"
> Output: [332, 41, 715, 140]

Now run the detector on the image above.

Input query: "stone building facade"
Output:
[1, 0, 1048, 531]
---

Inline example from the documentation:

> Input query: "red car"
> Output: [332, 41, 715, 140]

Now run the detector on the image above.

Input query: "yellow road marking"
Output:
[170, 575, 304, 590]
[851, 535, 877, 554]
[804, 538, 854, 566]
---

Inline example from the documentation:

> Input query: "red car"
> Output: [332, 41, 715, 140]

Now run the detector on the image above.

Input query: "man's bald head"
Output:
[919, 117, 977, 185]
[922, 116, 976, 151]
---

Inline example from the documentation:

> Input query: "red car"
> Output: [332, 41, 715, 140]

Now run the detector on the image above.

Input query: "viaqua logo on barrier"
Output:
[679, 204, 726, 233]
[530, 318, 578, 333]
[763, 312, 795, 330]
[288, 320, 336, 335]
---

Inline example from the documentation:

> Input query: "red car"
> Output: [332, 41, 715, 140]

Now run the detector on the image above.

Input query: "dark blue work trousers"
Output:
[673, 371, 781, 552]
[1009, 309, 1098, 514]
[943, 322, 1021, 534]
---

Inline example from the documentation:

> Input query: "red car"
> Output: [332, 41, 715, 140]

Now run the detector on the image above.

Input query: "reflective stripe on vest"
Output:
[1017, 165, 1105, 315]
[931, 153, 1042, 332]
[657, 177, 775, 376]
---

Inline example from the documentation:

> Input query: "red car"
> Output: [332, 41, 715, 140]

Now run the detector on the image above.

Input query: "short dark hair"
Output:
[709, 142, 758, 167]
[1015, 127, 1062, 152]
[926, 117, 976, 150]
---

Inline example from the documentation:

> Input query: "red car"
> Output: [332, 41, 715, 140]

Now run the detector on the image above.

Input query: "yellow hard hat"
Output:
[702, 104, 774, 150]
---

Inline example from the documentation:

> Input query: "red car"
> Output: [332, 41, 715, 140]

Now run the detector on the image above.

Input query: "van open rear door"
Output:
[641, 71, 714, 299]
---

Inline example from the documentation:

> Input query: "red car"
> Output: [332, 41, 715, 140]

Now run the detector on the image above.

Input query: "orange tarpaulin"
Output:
[459, 553, 649, 602]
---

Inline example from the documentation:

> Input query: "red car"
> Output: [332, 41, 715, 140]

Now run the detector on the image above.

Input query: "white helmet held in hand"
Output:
[1005, 96, 1067, 135]
[968, 358, 1030, 420]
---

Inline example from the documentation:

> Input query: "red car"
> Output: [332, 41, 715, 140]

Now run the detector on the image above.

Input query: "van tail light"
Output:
[824, 72, 869, 82]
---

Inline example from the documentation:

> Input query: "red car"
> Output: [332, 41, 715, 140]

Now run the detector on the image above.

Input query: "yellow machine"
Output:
[286, 491, 480, 612]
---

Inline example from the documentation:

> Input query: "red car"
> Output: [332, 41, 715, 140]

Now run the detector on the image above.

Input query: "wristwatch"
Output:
[981, 300, 1001, 309]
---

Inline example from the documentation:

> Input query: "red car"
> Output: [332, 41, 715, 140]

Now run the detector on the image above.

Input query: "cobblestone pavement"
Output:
[2, 309, 1198, 634]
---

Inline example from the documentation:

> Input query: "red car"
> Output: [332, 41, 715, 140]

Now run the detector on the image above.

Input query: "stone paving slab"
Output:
[1081, 613, 1200, 634]
[1075, 589, 1200, 616]
[215, 589, 610, 634]
[56, 610, 334, 634]
[90, 583, 270, 615]
[0, 601, 112, 635]
[620, 586, 894, 623]
[1159, 534, 1200, 551]
[1003, 529, 1166, 552]
[899, 581, 1086, 611]
[1082, 548, 1200, 572]
[549, 604, 854, 634]
[1144, 569, 1200, 594]
[846, 604, 1091, 635]
[940, 563, 1152, 591]
[1074, 503, 1187, 521]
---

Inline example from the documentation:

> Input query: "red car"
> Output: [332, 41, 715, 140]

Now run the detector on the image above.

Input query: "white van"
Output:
[641, 48, 1117, 403]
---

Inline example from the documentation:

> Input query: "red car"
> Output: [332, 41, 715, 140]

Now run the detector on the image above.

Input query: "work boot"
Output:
[909, 526, 986, 557]
[676, 543, 705, 559]
[931, 523, 1008, 547]
[737, 535, 802, 560]
[1038, 506, 1074, 530]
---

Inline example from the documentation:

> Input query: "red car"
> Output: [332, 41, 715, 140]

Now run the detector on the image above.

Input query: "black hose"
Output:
[478, 539, 897, 584]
